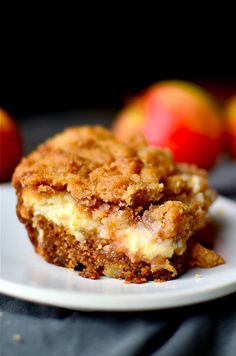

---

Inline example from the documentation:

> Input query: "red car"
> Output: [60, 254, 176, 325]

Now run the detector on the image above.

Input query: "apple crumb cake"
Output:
[12, 126, 224, 283]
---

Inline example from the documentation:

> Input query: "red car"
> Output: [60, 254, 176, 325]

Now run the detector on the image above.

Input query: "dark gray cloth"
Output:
[1, 112, 236, 356]
[1, 294, 236, 356]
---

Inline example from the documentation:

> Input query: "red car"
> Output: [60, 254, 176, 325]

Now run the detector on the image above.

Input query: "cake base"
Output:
[23, 214, 189, 283]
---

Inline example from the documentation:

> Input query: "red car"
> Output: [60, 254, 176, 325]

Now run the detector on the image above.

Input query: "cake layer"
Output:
[23, 214, 189, 282]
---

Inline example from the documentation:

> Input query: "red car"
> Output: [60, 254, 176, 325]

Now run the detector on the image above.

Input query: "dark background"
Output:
[2, 71, 236, 120]
[1, 26, 236, 119]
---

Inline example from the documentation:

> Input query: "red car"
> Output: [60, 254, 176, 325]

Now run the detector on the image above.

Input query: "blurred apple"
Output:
[0, 108, 22, 182]
[113, 81, 224, 169]
[225, 95, 236, 159]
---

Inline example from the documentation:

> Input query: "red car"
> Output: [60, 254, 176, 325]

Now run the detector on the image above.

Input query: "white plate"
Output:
[0, 183, 236, 311]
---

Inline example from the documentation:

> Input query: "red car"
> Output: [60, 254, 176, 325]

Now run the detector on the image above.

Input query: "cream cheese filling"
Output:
[23, 191, 185, 261]
[122, 225, 185, 260]
[23, 191, 98, 242]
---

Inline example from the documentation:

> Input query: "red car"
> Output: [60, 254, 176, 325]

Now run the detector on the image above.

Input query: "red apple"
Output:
[0, 108, 23, 182]
[113, 81, 224, 169]
[225, 95, 236, 159]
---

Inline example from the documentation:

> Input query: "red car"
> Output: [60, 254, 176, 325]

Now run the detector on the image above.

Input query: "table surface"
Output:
[1, 111, 236, 356]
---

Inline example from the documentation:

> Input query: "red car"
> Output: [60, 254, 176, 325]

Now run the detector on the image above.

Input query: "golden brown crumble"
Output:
[13, 126, 214, 206]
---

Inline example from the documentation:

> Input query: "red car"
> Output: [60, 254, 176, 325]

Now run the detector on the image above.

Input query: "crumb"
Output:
[31, 281, 38, 286]
[190, 243, 225, 268]
[216, 208, 224, 217]
[12, 334, 23, 343]
[194, 273, 202, 280]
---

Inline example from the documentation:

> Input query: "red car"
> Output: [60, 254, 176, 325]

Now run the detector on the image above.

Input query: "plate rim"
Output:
[1, 278, 236, 311]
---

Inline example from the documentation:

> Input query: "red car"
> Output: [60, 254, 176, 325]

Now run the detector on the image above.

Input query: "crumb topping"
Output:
[12, 126, 215, 213]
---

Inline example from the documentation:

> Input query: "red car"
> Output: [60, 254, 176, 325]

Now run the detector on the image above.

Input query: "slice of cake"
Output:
[12, 126, 224, 283]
